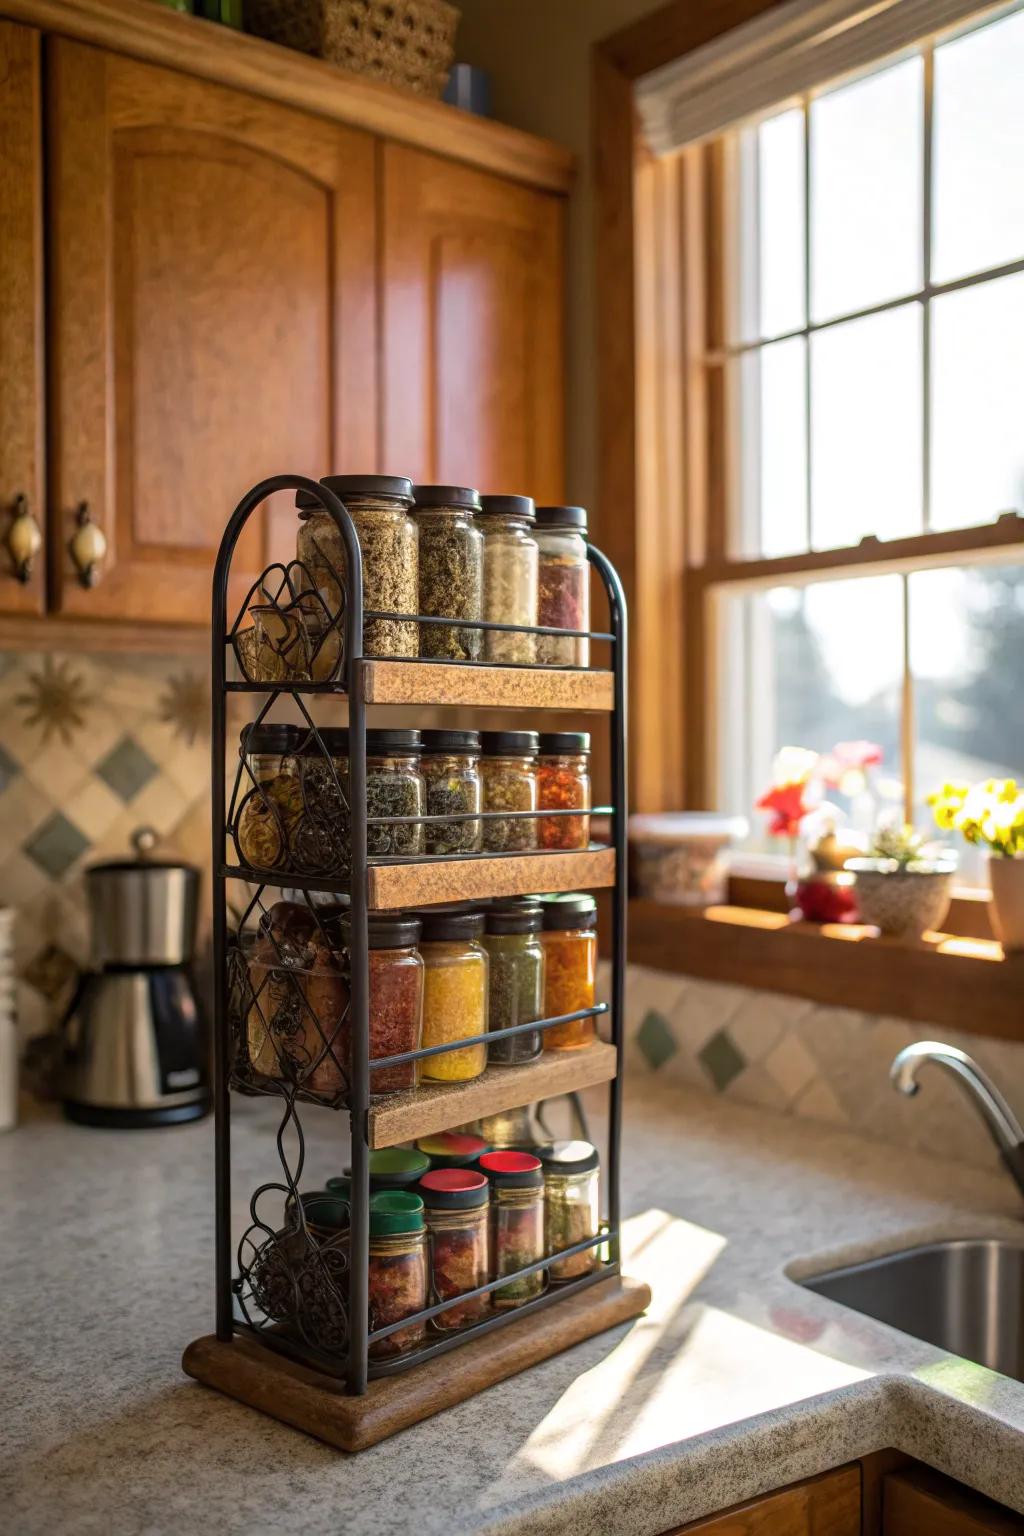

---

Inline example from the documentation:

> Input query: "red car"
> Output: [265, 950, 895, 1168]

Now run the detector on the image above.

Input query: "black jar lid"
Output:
[537, 1139, 600, 1175]
[365, 727, 422, 755]
[295, 474, 415, 511]
[342, 912, 422, 949]
[420, 728, 481, 754]
[480, 730, 539, 757]
[412, 484, 481, 512]
[307, 726, 349, 757]
[536, 504, 588, 531]
[417, 904, 486, 942]
[478, 1149, 543, 1188]
[477, 494, 536, 523]
[538, 732, 591, 755]
[240, 723, 304, 756]
[485, 900, 542, 935]
[419, 1168, 489, 1209]
[540, 893, 598, 930]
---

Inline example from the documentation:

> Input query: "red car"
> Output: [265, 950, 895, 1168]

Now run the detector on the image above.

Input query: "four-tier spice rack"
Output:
[183, 475, 650, 1450]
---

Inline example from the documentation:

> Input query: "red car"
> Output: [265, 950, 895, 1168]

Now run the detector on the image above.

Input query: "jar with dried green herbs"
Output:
[540, 1140, 601, 1280]
[368, 1191, 428, 1360]
[420, 1169, 490, 1331]
[537, 732, 591, 850]
[480, 1151, 545, 1308]
[421, 729, 482, 854]
[366, 729, 425, 858]
[295, 475, 418, 659]
[535, 505, 590, 667]
[482, 901, 544, 1065]
[418, 906, 488, 1083]
[478, 494, 538, 664]
[413, 485, 484, 660]
[235, 725, 304, 873]
[480, 731, 538, 852]
[244, 902, 346, 1097]
[294, 727, 349, 877]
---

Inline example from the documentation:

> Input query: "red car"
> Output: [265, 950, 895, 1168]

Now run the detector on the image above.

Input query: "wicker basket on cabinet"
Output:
[245, 0, 460, 97]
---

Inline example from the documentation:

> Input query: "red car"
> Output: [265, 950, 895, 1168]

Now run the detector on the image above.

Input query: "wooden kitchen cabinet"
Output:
[882, 1466, 1024, 1534]
[381, 143, 565, 500]
[664, 1465, 861, 1535]
[0, 19, 46, 617]
[46, 38, 376, 625]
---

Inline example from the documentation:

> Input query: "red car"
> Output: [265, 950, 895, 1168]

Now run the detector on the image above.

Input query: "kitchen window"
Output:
[690, 4, 1024, 875]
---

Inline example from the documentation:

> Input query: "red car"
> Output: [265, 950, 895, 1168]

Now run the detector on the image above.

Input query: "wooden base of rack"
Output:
[182, 1273, 651, 1452]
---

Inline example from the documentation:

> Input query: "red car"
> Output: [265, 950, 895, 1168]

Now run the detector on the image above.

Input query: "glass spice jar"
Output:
[477, 494, 539, 664]
[535, 505, 591, 667]
[235, 725, 305, 872]
[413, 485, 484, 661]
[366, 729, 426, 858]
[420, 730, 482, 855]
[537, 732, 591, 850]
[420, 1169, 491, 1331]
[482, 901, 544, 1065]
[245, 902, 347, 1096]
[295, 475, 418, 659]
[540, 893, 598, 1051]
[293, 727, 350, 878]
[539, 1140, 601, 1280]
[338, 913, 424, 1095]
[416, 1131, 489, 1168]
[480, 731, 539, 852]
[480, 1150, 545, 1308]
[417, 906, 489, 1083]
[368, 1191, 428, 1360]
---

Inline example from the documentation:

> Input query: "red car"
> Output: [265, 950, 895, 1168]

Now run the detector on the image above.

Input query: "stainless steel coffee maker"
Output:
[62, 828, 210, 1127]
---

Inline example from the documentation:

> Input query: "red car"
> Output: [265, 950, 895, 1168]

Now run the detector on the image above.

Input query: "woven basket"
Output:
[246, 0, 460, 97]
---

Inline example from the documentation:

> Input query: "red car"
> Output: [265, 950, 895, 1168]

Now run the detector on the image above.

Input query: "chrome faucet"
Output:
[891, 1041, 1024, 1201]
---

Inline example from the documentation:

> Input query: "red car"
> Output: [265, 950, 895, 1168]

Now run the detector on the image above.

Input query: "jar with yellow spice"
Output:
[417, 906, 488, 1083]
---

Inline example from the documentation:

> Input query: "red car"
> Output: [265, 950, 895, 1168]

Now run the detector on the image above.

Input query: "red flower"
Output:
[756, 781, 809, 837]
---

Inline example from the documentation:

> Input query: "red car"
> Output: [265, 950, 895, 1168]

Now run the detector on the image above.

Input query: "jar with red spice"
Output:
[479, 1150, 545, 1308]
[367, 1191, 428, 1360]
[537, 732, 591, 850]
[535, 505, 590, 667]
[420, 1169, 491, 1331]
[339, 913, 424, 1096]
[540, 894, 598, 1051]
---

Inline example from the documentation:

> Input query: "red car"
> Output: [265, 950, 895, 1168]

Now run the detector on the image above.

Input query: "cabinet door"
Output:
[664, 1465, 861, 1535]
[382, 143, 565, 501]
[47, 41, 376, 624]
[883, 1467, 1024, 1534]
[0, 21, 45, 616]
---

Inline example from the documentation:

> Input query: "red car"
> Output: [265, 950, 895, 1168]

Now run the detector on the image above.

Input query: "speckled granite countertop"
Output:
[4, 1079, 1024, 1535]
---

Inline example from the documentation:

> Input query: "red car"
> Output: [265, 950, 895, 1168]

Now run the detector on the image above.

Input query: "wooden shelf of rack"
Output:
[367, 845, 615, 909]
[369, 1040, 617, 1148]
[361, 659, 614, 711]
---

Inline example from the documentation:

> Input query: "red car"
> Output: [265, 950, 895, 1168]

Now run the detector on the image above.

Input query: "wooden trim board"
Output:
[369, 1039, 617, 1148]
[183, 1274, 651, 1451]
[368, 846, 616, 909]
[362, 660, 614, 712]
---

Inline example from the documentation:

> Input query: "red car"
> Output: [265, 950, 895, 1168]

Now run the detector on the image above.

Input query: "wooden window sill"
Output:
[627, 897, 1024, 1042]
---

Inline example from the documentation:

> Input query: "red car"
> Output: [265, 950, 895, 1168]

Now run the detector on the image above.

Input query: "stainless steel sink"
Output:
[800, 1238, 1024, 1382]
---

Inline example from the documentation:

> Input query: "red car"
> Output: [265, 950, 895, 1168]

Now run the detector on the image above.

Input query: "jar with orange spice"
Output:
[539, 893, 597, 1051]
[537, 732, 591, 850]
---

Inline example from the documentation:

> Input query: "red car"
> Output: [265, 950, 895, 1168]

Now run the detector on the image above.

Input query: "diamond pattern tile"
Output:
[636, 1009, 679, 1071]
[0, 742, 19, 796]
[96, 736, 159, 803]
[698, 1027, 746, 1092]
[24, 812, 90, 880]
[22, 942, 79, 1001]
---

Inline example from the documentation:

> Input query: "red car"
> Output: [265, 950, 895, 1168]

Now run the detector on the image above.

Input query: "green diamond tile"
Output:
[636, 1009, 678, 1071]
[24, 813, 90, 880]
[0, 742, 19, 795]
[698, 1028, 746, 1092]
[22, 942, 79, 1001]
[96, 736, 158, 803]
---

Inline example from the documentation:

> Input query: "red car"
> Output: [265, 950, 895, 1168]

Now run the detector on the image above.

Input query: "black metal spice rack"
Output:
[199, 473, 636, 1412]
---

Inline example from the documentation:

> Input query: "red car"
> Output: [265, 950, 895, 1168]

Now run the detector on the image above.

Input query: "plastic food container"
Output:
[628, 813, 748, 906]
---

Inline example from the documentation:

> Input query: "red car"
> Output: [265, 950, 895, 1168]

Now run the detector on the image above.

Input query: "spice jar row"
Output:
[239, 893, 599, 1099]
[278, 1140, 603, 1361]
[239, 475, 593, 677]
[233, 725, 592, 873]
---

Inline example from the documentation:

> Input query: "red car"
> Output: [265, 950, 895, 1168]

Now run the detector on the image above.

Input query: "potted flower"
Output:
[755, 747, 860, 922]
[846, 823, 957, 939]
[929, 779, 1024, 951]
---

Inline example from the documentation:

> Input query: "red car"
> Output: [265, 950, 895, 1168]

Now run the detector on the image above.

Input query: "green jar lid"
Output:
[294, 1190, 350, 1230]
[370, 1189, 425, 1235]
[332, 1148, 431, 1193]
[416, 1131, 489, 1167]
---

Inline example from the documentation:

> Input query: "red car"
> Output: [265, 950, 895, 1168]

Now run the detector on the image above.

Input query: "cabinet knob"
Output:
[69, 502, 107, 588]
[6, 493, 42, 583]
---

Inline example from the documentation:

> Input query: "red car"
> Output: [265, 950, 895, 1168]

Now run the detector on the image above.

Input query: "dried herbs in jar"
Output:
[482, 901, 544, 1065]
[421, 729, 482, 854]
[420, 1169, 490, 1331]
[478, 494, 538, 664]
[235, 725, 304, 872]
[535, 505, 590, 667]
[413, 485, 484, 661]
[366, 728, 426, 858]
[479, 1151, 545, 1307]
[480, 730, 538, 853]
[368, 1191, 428, 1360]
[539, 1140, 600, 1281]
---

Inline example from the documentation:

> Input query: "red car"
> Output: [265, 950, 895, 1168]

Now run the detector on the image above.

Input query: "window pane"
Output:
[933, 9, 1024, 284]
[811, 58, 923, 322]
[911, 563, 1024, 882]
[759, 108, 806, 338]
[930, 271, 1024, 531]
[739, 337, 808, 557]
[811, 306, 923, 548]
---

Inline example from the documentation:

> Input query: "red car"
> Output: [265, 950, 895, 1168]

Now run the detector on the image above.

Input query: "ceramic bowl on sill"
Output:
[846, 857, 957, 939]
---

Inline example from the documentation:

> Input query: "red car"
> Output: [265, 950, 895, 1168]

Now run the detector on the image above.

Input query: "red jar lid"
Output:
[419, 1168, 489, 1209]
[417, 1132, 488, 1167]
[479, 1150, 543, 1188]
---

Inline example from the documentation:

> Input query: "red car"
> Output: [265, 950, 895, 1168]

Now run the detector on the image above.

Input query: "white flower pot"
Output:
[847, 860, 954, 939]
[989, 854, 1024, 953]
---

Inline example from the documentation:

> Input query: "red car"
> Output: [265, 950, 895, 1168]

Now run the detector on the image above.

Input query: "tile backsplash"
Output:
[0, 651, 210, 1045]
